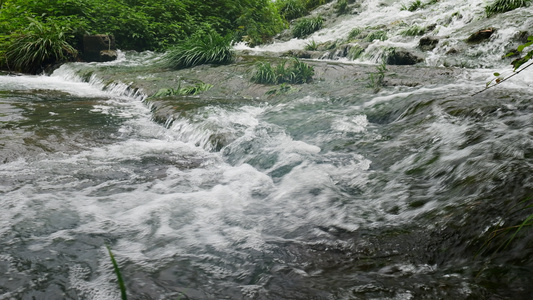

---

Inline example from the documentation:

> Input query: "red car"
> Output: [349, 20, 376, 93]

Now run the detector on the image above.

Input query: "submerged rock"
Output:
[386, 49, 423, 65]
[466, 28, 496, 44]
[418, 36, 439, 51]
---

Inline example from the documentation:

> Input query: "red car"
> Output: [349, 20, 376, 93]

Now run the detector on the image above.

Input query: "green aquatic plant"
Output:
[479, 196, 533, 255]
[106, 245, 128, 300]
[4, 17, 77, 73]
[251, 58, 314, 84]
[401, 0, 422, 11]
[367, 62, 387, 93]
[485, 0, 531, 17]
[151, 81, 213, 98]
[347, 44, 365, 60]
[347, 27, 363, 40]
[364, 30, 388, 42]
[292, 16, 324, 38]
[166, 28, 234, 69]
[400, 25, 427, 36]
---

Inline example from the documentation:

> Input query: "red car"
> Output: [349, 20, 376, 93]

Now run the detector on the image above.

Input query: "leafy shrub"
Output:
[4, 18, 77, 73]
[292, 16, 324, 38]
[485, 0, 531, 17]
[166, 28, 234, 69]
[276, 0, 308, 20]
[400, 25, 427, 36]
[251, 58, 314, 84]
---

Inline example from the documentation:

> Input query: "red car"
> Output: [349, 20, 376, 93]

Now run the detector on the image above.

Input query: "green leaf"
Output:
[493, 72, 500, 76]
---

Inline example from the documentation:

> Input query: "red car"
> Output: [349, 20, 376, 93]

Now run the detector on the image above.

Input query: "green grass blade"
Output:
[106, 245, 128, 300]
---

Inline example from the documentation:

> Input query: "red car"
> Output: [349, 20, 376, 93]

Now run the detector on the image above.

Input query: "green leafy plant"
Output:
[166, 28, 234, 69]
[4, 17, 77, 73]
[151, 81, 213, 97]
[400, 25, 427, 36]
[251, 58, 314, 84]
[367, 62, 387, 93]
[106, 245, 128, 300]
[292, 16, 324, 38]
[485, 0, 531, 17]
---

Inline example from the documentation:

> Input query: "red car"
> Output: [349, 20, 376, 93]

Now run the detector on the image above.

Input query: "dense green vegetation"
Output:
[0, 0, 286, 72]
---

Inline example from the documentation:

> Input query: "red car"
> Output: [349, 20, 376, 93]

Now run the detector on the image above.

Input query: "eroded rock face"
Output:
[83, 35, 117, 62]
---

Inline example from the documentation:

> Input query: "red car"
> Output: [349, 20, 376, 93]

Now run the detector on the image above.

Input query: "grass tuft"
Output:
[251, 58, 314, 85]
[4, 17, 77, 74]
[364, 30, 388, 42]
[347, 44, 365, 60]
[166, 28, 234, 69]
[485, 0, 531, 17]
[400, 25, 427, 36]
[292, 16, 324, 38]
[151, 81, 213, 98]
[304, 40, 319, 51]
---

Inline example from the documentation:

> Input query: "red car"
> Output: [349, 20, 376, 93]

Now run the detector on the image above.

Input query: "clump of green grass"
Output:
[364, 30, 388, 42]
[347, 44, 365, 60]
[401, 0, 423, 11]
[292, 16, 324, 38]
[151, 81, 213, 98]
[400, 25, 427, 36]
[4, 17, 77, 74]
[485, 0, 531, 17]
[166, 28, 234, 69]
[304, 40, 319, 50]
[347, 27, 363, 40]
[251, 58, 314, 84]
[367, 62, 387, 93]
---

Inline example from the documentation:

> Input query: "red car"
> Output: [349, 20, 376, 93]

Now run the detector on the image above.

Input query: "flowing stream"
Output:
[2, 1, 533, 299]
